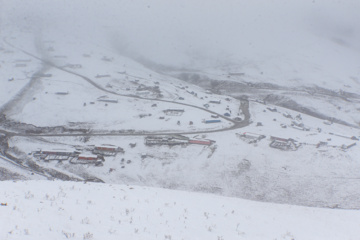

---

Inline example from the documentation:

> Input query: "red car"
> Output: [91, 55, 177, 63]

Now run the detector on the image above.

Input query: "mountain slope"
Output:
[1, 180, 360, 240]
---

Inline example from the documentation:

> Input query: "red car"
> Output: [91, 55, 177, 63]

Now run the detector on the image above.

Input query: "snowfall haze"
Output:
[3, 0, 360, 68]
[1, 1, 360, 239]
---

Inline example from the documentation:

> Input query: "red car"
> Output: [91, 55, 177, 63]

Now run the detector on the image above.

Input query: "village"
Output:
[29, 134, 217, 169]
[32, 144, 124, 167]
[1, 16, 360, 217]
[237, 130, 357, 151]
[23, 100, 359, 170]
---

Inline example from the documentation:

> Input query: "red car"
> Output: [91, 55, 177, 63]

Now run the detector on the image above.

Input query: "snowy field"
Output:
[2, 31, 240, 132]
[7, 100, 360, 209]
[1, 180, 360, 240]
[0, 42, 43, 109]
[1, 1, 360, 238]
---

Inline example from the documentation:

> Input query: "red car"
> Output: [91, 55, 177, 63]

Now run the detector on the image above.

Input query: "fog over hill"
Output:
[1, 1, 360, 239]
[3, 0, 360, 69]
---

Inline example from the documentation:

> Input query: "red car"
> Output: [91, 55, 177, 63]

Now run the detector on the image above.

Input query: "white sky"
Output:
[2, 0, 360, 68]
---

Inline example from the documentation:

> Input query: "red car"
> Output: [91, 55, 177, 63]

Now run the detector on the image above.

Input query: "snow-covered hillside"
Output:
[1, 1, 360, 238]
[3, 0, 360, 91]
[1, 180, 360, 240]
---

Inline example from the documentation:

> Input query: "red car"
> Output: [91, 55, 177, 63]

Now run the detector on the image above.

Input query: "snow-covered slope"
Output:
[3, 0, 360, 91]
[1, 180, 360, 240]
[1, 1, 360, 234]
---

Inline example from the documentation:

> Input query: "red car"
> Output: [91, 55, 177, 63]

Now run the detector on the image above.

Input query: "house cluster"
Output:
[236, 132, 300, 151]
[291, 120, 310, 131]
[316, 140, 357, 151]
[33, 144, 123, 166]
[237, 130, 357, 152]
[145, 135, 214, 146]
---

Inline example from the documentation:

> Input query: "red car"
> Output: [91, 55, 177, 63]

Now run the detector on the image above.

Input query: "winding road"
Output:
[1, 37, 251, 138]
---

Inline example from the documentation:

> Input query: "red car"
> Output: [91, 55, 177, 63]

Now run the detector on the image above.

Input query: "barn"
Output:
[188, 139, 213, 145]
[93, 145, 123, 156]
[163, 109, 185, 116]
[41, 149, 75, 156]
[78, 154, 98, 161]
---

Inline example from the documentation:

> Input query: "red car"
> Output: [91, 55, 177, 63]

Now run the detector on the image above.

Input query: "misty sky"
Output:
[2, 0, 360, 68]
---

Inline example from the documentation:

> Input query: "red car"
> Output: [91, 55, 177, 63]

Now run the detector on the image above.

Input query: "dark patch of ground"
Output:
[0, 167, 26, 181]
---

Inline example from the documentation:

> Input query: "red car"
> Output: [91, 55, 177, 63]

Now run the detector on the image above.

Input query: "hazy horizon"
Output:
[2, 0, 360, 69]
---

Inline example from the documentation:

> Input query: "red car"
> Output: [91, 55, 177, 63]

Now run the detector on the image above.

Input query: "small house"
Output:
[283, 112, 292, 119]
[267, 107, 277, 112]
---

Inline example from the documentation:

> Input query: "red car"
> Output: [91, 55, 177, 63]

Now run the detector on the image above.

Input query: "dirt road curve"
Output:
[1, 38, 251, 138]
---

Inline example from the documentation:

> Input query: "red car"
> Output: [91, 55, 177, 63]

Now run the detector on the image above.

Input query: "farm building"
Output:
[237, 132, 266, 143]
[283, 112, 292, 119]
[78, 154, 98, 161]
[291, 120, 304, 127]
[203, 119, 221, 124]
[163, 109, 185, 116]
[316, 141, 328, 148]
[291, 123, 310, 131]
[342, 143, 356, 150]
[95, 74, 111, 78]
[97, 98, 118, 103]
[71, 154, 103, 165]
[40, 149, 76, 156]
[269, 136, 299, 151]
[55, 91, 69, 95]
[145, 135, 189, 146]
[267, 107, 277, 112]
[93, 145, 123, 156]
[38, 149, 78, 161]
[188, 139, 214, 145]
